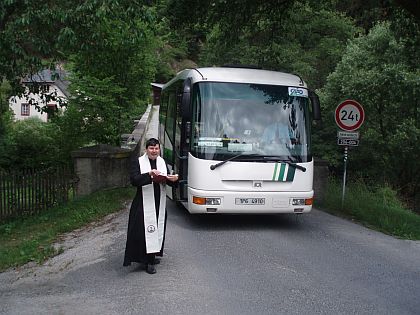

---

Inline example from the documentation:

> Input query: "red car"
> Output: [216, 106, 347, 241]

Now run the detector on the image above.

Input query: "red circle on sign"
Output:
[335, 100, 365, 131]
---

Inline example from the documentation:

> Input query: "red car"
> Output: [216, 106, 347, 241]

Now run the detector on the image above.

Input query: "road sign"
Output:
[337, 138, 359, 146]
[337, 131, 359, 140]
[335, 100, 365, 131]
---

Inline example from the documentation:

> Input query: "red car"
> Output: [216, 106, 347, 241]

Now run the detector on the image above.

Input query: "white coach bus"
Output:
[159, 66, 321, 214]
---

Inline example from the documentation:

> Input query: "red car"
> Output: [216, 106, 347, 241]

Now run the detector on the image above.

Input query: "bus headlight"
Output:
[193, 196, 221, 205]
[206, 198, 221, 205]
[291, 198, 313, 206]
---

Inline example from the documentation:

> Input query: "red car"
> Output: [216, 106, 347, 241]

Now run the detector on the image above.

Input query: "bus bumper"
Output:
[186, 187, 313, 214]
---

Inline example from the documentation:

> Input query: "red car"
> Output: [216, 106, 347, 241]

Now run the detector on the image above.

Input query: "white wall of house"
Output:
[9, 83, 67, 122]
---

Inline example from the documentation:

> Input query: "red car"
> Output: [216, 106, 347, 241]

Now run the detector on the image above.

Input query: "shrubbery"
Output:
[0, 117, 63, 169]
[323, 178, 420, 239]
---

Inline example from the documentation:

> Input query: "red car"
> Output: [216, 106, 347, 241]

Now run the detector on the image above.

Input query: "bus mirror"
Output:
[309, 91, 321, 121]
[181, 78, 192, 119]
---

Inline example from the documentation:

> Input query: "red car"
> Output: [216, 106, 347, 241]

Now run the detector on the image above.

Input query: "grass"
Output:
[320, 178, 420, 240]
[0, 187, 134, 272]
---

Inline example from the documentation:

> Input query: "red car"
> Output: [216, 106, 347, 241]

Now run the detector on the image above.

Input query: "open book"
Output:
[152, 173, 168, 183]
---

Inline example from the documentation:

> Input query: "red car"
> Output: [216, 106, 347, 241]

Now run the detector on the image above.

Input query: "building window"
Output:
[21, 103, 30, 116]
[47, 104, 57, 121]
[41, 84, 50, 93]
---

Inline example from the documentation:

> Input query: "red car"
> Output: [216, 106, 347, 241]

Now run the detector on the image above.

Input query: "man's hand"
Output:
[166, 174, 179, 182]
[148, 169, 161, 178]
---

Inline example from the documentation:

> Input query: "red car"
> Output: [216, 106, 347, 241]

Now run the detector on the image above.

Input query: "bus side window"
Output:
[166, 92, 176, 144]
[175, 99, 182, 152]
[159, 93, 168, 143]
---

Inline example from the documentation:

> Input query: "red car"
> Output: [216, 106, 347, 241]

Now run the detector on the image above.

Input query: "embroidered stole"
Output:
[138, 154, 167, 254]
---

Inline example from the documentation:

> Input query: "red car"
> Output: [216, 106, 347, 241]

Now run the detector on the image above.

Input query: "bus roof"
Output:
[163, 67, 307, 89]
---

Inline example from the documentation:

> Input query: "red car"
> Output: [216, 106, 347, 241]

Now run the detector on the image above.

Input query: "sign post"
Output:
[335, 100, 365, 208]
[342, 146, 348, 209]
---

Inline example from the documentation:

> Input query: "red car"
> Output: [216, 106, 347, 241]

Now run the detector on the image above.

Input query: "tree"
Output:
[0, 117, 60, 169]
[0, 80, 12, 136]
[0, 81, 14, 169]
[0, 0, 156, 113]
[0, 0, 158, 167]
[0, 1, 70, 98]
[317, 20, 419, 205]
[62, 3, 157, 146]
[336, 0, 420, 31]
[164, 0, 358, 89]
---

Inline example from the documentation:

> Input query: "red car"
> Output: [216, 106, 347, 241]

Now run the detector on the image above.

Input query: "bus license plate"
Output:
[235, 198, 265, 205]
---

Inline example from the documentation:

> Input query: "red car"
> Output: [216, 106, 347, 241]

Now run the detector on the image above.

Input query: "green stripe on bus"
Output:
[272, 163, 279, 181]
[278, 163, 286, 181]
[286, 166, 296, 181]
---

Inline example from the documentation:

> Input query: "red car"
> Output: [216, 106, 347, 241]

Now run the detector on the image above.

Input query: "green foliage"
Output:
[63, 2, 157, 146]
[317, 21, 419, 205]
[153, 1, 197, 81]
[335, 0, 395, 31]
[165, 1, 358, 89]
[0, 187, 135, 271]
[0, 1, 63, 95]
[0, 118, 60, 169]
[1, 1, 157, 168]
[62, 76, 127, 146]
[0, 81, 13, 148]
[335, 0, 420, 32]
[323, 179, 420, 240]
[1, 0, 418, 212]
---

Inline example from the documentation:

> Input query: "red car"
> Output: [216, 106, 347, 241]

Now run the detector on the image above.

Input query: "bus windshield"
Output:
[190, 82, 312, 162]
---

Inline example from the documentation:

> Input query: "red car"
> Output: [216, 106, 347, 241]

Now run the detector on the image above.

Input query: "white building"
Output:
[9, 69, 69, 122]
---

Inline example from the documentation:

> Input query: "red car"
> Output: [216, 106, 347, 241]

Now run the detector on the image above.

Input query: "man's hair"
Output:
[145, 138, 160, 148]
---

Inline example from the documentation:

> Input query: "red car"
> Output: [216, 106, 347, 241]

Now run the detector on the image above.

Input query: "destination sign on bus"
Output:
[288, 87, 308, 97]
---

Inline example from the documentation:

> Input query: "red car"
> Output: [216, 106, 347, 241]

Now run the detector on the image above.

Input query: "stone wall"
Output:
[71, 105, 152, 196]
[71, 144, 132, 196]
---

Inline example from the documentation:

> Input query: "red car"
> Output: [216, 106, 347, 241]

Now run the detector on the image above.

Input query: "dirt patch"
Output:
[1, 202, 131, 284]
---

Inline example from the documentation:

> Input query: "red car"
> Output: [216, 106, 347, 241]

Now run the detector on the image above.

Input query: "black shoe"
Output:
[146, 264, 156, 274]
[152, 258, 161, 265]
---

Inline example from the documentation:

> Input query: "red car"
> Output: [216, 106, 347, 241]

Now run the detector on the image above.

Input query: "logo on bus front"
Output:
[288, 87, 308, 98]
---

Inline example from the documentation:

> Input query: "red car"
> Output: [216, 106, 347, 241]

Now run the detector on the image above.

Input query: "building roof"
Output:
[23, 69, 70, 97]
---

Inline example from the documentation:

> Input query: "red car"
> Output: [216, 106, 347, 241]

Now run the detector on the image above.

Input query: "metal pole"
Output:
[341, 146, 348, 209]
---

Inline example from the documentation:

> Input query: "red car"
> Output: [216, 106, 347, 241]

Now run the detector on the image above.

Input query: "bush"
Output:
[323, 178, 420, 240]
[0, 117, 60, 169]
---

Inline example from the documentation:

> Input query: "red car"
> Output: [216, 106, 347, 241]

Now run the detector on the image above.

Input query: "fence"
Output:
[0, 167, 78, 221]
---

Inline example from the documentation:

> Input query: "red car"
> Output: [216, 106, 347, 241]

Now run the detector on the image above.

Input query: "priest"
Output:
[123, 138, 178, 274]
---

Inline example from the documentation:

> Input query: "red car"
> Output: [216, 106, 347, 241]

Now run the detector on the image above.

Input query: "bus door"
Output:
[174, 78, 192, 202]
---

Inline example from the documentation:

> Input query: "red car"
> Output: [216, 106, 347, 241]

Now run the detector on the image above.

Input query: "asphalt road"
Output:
[1, 199, 419, 315]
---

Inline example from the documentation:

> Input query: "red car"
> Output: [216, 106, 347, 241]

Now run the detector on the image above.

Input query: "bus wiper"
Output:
[210, 154, 258, 170]
[285, 161, 306, 172]
[263, 156, 306, 172]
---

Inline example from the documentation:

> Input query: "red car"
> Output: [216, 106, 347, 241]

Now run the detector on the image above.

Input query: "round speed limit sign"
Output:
[335, 100, 365, 131]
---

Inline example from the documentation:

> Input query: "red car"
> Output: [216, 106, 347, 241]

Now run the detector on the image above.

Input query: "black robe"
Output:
[123, 156, 174, 266]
